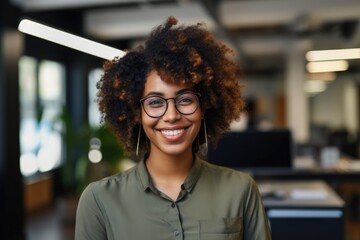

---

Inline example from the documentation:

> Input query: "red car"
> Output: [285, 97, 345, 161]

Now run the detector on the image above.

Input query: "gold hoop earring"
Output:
[136, 124, 141, 157]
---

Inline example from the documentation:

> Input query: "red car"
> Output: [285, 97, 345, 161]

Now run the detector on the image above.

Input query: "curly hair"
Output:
[97, 16, 244, 156]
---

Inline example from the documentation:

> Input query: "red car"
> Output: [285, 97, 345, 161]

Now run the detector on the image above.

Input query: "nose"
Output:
[162, 99, 181, 122]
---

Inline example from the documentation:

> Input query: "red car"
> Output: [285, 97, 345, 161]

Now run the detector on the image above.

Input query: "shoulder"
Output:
[200, 159, 253, 180]
[82, 164, 138, 197]
[199, 159, 256, 189]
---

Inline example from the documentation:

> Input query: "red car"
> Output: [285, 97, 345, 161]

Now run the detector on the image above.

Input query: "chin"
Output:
[159, 144, 193, 157]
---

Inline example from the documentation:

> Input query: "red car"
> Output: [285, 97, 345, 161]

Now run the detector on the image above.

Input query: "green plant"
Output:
[56, 109, 125, 196]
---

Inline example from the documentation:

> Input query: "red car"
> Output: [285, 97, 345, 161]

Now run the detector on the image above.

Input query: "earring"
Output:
[203, 119, 208, 155]
[136, 124, 141, 157]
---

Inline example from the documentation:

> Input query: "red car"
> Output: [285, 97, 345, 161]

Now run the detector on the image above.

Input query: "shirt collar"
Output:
[136, 154, 203, 193]
[182, 155, 202, 192]
[136, 158, 152, 191]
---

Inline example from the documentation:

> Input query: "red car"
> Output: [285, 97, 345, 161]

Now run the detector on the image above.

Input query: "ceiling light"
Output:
[306, 60, 349, 73]
[306, 48, 360, 61]
[18, 19, 125, 60]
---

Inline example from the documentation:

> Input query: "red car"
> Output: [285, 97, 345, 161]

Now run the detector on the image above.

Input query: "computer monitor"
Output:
[207, 129, 293, 172]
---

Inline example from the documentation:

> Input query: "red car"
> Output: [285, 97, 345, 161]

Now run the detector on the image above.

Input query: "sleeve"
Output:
[75, 183, 107, 240]
[243, 177, 272, 240]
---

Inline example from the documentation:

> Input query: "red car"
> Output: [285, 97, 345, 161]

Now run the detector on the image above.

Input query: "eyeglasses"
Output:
[140, 91, 201, 118]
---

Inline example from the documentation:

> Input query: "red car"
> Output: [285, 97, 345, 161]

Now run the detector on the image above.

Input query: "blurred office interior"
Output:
[1, 0, 360, 239]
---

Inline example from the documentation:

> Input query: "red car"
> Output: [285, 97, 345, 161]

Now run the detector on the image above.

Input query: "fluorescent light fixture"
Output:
[18, 19, 125, 60]
[306, 60, 349, 73]
[306, 48, 360, 61]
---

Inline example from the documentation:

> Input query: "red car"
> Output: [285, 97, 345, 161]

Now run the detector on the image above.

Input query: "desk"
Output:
[252, 168, 360, 181]
[258, 181, 345, 240]
[249, 159, 360, 181]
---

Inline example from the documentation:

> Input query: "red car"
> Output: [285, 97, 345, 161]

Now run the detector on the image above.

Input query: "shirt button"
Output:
[174, 230, 180, 236]
[171, 203, 176, 208]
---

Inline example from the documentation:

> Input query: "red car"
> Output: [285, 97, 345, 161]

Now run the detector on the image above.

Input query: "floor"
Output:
[26, 201, 360, 240]
[26, 199, 76, 240]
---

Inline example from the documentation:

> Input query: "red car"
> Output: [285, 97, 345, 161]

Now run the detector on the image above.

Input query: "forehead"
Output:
[143, 70, 192, 96]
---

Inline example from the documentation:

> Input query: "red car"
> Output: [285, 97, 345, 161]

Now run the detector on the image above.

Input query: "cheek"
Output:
[141, 111, 158, 128]
[188, 112, 203, 131]
[141, 118, 156, 142]
[194, 109, 203, 123]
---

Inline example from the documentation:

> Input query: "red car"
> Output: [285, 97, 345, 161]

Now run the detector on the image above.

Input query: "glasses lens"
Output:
[175, 93, 200, 115]
[141, 92, 200, 117]
[143, 96, 167, 117]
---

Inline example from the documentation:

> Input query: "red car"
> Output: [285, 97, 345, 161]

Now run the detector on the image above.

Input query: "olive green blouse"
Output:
[75, 155, 271, 240]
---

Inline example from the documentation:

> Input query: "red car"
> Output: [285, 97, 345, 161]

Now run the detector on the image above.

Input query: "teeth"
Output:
[161, 129, 184, 136]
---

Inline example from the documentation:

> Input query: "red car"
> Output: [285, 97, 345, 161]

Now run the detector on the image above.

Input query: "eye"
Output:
[176, 93, 197, 105]
[145, 97, 165, 108]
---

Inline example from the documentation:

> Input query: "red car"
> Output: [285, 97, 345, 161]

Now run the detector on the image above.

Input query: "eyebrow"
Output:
[142, 88, 195, 98]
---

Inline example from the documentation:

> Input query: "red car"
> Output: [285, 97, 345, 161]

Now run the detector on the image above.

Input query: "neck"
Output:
[146, 149, 194, 201]
[146, 148, 194, 182]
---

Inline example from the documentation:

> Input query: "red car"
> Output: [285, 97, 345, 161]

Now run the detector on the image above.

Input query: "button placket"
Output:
[167, 202, 183, 239]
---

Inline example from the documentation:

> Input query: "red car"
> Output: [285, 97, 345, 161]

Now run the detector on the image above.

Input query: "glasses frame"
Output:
[140, 91, 201, 118]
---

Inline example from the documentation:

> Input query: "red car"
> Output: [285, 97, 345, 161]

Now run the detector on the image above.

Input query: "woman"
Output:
[75, 16, 271, 240]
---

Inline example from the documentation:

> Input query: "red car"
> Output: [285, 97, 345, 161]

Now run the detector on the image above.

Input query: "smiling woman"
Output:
[75, 16, 271, 240]
[140, 71, 203, 168]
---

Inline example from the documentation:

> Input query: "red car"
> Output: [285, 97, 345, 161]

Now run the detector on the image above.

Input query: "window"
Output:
[19, 56, 65, 176]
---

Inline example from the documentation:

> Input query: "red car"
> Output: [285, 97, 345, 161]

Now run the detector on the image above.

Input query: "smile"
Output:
[161, 129, 185, 136]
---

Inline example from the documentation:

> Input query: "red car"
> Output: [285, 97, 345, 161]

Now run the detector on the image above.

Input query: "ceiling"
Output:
[10, 0, 360, 75]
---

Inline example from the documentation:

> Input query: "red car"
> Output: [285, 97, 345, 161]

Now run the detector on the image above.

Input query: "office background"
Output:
[1, 0, 360, 239]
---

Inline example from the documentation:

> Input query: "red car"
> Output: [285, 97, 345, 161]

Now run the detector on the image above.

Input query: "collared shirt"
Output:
[75, 155, 271, 240]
